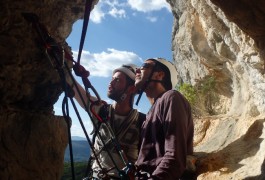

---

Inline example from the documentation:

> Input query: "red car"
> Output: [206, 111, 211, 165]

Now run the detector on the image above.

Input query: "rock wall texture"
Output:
[168, 0, 265, 179]
[0, 0, 97, 179]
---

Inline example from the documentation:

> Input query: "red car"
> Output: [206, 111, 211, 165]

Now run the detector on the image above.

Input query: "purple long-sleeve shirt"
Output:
[136, 90, 194, 180]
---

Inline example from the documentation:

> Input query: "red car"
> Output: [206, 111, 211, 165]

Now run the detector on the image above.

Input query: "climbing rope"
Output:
[22, 7, 135, 179]
[76, 0, 94, 65]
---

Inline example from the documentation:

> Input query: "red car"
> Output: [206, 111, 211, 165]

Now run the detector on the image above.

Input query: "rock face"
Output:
[0, 0, 97, 179]
[1, 0, 265, 179]
[168, 0, 265, 179]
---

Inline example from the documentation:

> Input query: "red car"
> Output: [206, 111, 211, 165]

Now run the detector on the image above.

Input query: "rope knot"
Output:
[73, 64, 90, 78]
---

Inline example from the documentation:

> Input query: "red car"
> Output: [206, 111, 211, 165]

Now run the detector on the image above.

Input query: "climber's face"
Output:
[107, 71, 127, 101]
[135, 60, 156, 90]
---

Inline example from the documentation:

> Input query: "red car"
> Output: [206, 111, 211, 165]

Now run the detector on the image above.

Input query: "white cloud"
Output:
[146, 16, 158, 22]
[127, 0, 170, 13]
[72, 49, 142, 77]
[132, 12, 137, 16]
[70, 122, 93, 138]
[91, 0, 127, 23]
[90, 0, 170, 23]
[53, 105, 62, 115]
[105, 0, 127, 7]
[91, 3, 105, 23]
[109, 7, 126, 18]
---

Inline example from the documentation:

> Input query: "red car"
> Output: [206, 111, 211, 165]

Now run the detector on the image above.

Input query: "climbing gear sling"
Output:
[22, 7, 136, 180]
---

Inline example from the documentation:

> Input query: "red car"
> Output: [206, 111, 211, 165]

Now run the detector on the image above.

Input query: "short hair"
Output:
[125, 74, 135, 87]
[150, 59, 172, 90]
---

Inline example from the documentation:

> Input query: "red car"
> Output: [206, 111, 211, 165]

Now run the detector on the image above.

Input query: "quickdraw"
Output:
[22, 10, 136, 180]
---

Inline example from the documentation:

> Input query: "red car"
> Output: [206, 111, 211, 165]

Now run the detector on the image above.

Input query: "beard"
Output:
[107, 90, 123, 101]
[135, 77, 148, 91]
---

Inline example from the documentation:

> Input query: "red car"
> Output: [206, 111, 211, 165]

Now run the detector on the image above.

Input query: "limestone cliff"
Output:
[168, 0, 265, 179]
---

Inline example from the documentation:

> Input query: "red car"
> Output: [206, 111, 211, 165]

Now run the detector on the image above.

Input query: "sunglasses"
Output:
[140, 63, 155, 70]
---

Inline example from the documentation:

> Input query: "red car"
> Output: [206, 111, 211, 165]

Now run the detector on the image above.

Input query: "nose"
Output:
[109, 79, 115, 86]
[136, 68, 141, 73]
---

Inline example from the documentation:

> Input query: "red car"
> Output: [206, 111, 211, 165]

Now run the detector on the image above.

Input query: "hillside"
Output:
[64, 139, 91, 162]
[61, 162, 88, 180]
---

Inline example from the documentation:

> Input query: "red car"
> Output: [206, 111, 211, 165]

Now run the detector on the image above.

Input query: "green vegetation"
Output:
[178, 76, 218, 116]
[62, 139, 91, 179]
[178, 83, 197, 105]
[61, 162, 88, 180]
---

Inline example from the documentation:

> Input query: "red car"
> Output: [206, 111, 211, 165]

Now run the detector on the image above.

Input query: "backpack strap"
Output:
[137, 112, 146, 151]
[137, 112, 146, 129]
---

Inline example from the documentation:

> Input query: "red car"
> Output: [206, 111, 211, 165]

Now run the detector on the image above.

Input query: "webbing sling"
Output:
[22, 10, 136, 180]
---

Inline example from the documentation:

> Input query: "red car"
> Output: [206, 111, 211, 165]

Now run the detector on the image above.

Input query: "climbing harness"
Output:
[22, 8, 135, 180]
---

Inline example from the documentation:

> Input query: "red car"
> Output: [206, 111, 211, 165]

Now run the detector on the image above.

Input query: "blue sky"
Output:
[54, 0, 173, 137]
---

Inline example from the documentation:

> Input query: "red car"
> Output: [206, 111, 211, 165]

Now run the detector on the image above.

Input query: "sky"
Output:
[54, 0, 174, 138]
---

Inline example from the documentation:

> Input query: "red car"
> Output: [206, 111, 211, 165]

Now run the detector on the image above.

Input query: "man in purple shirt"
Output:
[134, 58, 194, 180]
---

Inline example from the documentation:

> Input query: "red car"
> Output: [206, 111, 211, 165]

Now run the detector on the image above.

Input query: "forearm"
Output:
[151, 152, 185, 179]
[72, 80, 89, 109]
[67, 76, 97, 109]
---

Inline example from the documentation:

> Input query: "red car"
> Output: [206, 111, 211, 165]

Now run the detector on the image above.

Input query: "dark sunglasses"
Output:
[140, 63, 155, 69]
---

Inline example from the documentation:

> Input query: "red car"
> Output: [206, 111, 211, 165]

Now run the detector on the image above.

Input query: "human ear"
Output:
[154, 71, 165, 80]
